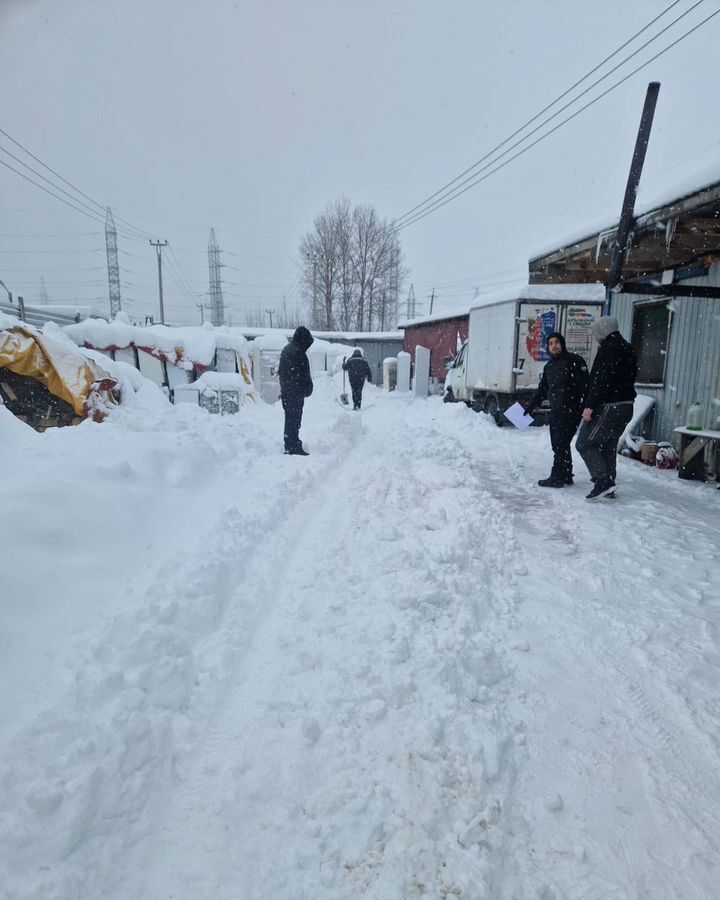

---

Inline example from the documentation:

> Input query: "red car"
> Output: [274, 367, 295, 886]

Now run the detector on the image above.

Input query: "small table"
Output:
[674, 426, 720, 480]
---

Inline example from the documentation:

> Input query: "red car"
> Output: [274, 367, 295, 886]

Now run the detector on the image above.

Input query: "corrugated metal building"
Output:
[612, 266, 720, 439]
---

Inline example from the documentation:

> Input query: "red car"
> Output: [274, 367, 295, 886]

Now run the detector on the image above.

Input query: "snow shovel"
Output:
[340, 362, 349, 405]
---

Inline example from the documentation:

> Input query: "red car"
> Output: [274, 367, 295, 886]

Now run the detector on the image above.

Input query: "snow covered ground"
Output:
[1, 375, 719, 900]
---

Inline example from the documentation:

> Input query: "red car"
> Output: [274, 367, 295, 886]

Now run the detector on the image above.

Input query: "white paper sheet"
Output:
[504, 401, 534, 430]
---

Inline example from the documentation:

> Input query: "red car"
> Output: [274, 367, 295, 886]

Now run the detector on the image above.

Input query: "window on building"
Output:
[632, 302, 670, 384]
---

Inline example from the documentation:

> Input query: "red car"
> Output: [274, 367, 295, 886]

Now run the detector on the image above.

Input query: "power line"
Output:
[394, 0, 713, 231]
[0, 157, 110, 229]
[167, 245, 201, 300]
[0, 231, 103, 238]
[429, 266, 527, 288]
[0, 142, 124, 229]
[0, 126, 150, 240]
[395, 5, 720, 232]
[393, 0, 689, 228]
[0, 247, 102, 254]
[0, 266, 105, 271]
[0, 125, 112, 214]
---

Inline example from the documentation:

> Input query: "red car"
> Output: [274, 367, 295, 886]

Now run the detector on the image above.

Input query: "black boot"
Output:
[538, 476, 565, 488]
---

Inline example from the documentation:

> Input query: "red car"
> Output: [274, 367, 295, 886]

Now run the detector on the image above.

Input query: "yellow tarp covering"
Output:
[0, 326, 116, 417]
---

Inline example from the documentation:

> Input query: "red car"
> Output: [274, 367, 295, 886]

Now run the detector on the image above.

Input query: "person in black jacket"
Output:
[524, 331, 589, 487]
[278, 326, 314, 455]
[342, 349, 372, 410]
[576, 316, 638, 500]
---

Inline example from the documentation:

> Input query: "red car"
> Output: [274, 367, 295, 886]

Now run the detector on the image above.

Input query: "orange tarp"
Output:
[0, 326, 117, 418]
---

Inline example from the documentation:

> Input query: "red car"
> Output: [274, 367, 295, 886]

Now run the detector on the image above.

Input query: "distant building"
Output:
[398, 308, 470, 383]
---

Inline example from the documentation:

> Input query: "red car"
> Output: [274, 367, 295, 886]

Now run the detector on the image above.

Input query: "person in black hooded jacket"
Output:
[524, 331, 589, 487]
[278, 325, 314, 455]
[576, 316, 637, 500]
[342, 348, 372, 410]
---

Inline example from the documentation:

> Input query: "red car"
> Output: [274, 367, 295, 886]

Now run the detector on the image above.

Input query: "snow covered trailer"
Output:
[444, 284, 605, 423]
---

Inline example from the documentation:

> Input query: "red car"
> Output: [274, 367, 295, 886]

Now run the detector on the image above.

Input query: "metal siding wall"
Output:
[318, 335, 402, 385]
[613, 262, 720, 440]
[350, 338, 403, 385]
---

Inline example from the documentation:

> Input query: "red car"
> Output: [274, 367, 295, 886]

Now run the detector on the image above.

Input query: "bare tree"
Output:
[274, 298, 304, 329]
[243, 306, 269, 327]
[299, 197, 405, 331]
[242, 298, 304, 329]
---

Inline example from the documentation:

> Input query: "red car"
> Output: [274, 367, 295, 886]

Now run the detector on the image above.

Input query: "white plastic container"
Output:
[382, 357, 397, 391]
[396, 351, 411, 392]
[687, 401, 704, 431]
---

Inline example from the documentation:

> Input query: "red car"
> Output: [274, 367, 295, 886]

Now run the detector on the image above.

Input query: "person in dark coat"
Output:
[342, 348, 372, 410]
[278, 325, 314, 455]
[575, 316, 638, 500]
[524, 331, 589, 487]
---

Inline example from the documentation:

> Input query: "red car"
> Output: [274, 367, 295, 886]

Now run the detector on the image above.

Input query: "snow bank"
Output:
[0, 403, 36, 448]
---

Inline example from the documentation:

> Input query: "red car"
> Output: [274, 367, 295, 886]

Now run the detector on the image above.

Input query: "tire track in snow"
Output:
[135, 400, 530, 900]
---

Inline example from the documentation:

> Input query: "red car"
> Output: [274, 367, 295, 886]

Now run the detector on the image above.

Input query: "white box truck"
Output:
[444, 284, 605, 423]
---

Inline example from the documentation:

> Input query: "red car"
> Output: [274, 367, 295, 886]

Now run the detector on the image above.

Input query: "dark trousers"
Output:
[549, 416, 581, 480]
[350, 381, 364, 409]
[576, 401, 634, 485]
[282, 396, 304, 451]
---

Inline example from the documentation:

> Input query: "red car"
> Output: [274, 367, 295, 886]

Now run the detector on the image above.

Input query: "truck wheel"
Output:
[484, 395, 506, 427]
[443, 387, 455, 404]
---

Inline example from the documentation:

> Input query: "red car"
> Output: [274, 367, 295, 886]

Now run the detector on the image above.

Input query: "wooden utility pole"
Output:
[265, 308, 274, 327]
[149, 239, 169, 324]
[607, 82, 661, 308]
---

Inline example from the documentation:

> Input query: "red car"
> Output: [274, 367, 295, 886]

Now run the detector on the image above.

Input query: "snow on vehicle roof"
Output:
[470, 282, 606, 310]
[401, 282, 606, 326]
[193, 371, 254, 394]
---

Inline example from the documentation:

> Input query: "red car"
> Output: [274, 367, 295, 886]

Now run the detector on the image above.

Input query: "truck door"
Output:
[447, 342, 467, 399]
[515, 303, 559, 389]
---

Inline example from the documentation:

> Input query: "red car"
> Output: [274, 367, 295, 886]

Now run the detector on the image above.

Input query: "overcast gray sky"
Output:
[2, 0, 719, 326]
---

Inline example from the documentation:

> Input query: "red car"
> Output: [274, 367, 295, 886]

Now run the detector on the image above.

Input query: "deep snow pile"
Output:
[1, 377, 719, 900]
